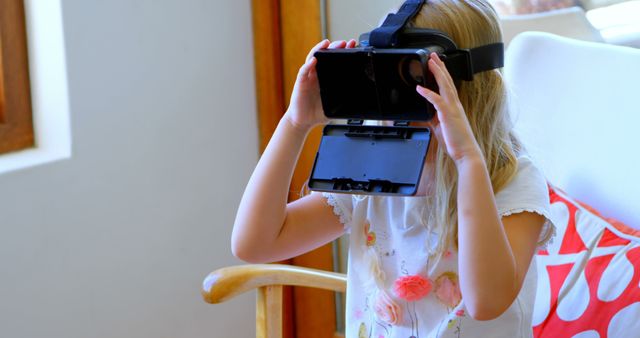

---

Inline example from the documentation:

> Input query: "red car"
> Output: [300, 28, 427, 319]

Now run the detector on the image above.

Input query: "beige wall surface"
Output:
[327, 0, 404, 41]
[0, 0, 257, 337]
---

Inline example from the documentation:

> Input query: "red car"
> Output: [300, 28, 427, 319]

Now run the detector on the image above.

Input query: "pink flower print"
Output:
[434, 272, 462, 308]
[444, 250, 452, 258]
[393, 275, 432, 301]
[366, 232, 376, 246]
[353, 309, 364, 320]
[373, 290, 402, 325]
[364, 221, 376, 246]
[456, 309, 465, 317]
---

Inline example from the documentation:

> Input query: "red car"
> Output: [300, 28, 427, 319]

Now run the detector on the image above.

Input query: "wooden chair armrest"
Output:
[202, 264, 347, 304]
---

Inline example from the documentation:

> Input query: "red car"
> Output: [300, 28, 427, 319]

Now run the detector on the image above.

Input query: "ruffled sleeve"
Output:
[320, 192, 355, 232]
[495, 156, 556, 249]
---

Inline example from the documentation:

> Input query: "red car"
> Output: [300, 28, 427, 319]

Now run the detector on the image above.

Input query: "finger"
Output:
[428, 55, 454, 93]
[306, 39, 330, 63]
[432, 53, 456, 86]
[432, 52, 448, 69]
[428, 58, 456, 102]
[416, 85, 446, 114]
[328, 40, 347, 49]
[298, 56, 317, 81]
[306, 57, 319, 81]
[433, 53, 458, 95]
[429, 53, 457, 99]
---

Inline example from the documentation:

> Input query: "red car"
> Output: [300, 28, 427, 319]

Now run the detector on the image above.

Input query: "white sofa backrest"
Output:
[500, 7, 603, 47]
[504, 32, 640, 229]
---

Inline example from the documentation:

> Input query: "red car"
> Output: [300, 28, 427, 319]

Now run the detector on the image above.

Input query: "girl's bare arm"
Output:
[456, 155, 544, 320]
[231, 39, 357, 264]
[231, 118, 344, 263]
[417, 53, 544, 320]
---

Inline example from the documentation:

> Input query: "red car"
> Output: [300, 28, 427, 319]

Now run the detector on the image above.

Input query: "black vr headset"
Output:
[307, 0, 504, 196]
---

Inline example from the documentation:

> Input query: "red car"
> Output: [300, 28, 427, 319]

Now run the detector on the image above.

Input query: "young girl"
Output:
[231, 0, 555, 337]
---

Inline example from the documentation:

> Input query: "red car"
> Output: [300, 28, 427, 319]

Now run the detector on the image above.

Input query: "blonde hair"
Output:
[408, 0, 522, 257]
[356, 0, 522, 262]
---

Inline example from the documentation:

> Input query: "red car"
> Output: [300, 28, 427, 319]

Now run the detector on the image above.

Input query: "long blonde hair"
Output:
[409, 0, 522, 256]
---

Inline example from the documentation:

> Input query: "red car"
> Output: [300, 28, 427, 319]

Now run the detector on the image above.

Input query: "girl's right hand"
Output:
[284, 39, 357, 133]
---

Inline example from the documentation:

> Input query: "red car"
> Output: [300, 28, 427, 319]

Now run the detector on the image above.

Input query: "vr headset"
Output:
[307, 0, 504, 196]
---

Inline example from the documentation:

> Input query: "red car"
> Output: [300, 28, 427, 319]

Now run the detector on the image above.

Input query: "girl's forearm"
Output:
[455, 153, 518, 320]
[231, 114, 309, 262]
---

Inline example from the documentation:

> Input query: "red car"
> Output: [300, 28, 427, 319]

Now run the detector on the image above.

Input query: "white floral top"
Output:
[322, 155, 556, 338]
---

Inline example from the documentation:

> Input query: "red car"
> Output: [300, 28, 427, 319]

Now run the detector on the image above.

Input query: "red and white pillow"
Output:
[533, 185, 640, 338]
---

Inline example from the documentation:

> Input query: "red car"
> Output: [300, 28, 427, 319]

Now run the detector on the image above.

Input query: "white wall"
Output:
[0, 1, 257, 337]
[327, 0, 404, 41]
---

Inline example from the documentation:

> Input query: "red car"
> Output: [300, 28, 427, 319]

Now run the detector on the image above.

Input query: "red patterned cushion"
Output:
[533, 185, 640, 338]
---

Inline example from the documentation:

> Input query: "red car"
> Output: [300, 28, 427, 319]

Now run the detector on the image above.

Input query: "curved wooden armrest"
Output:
[202, 264, 347, 304]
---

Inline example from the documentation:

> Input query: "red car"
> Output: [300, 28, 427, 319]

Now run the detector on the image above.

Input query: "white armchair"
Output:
[505, 31, 640, 229]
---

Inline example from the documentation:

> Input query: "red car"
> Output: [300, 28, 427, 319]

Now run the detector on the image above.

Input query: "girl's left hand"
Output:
[416, 53, 483, 165]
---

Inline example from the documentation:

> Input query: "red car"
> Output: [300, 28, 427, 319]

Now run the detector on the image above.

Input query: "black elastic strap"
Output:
[470, 43, 504, 73]
[444, 43, 504, 81]
[369, 0, 426, 47]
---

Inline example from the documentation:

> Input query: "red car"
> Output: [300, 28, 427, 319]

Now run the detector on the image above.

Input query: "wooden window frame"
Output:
[252, 0, 339, 337]
[0, 0, 35, 155]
